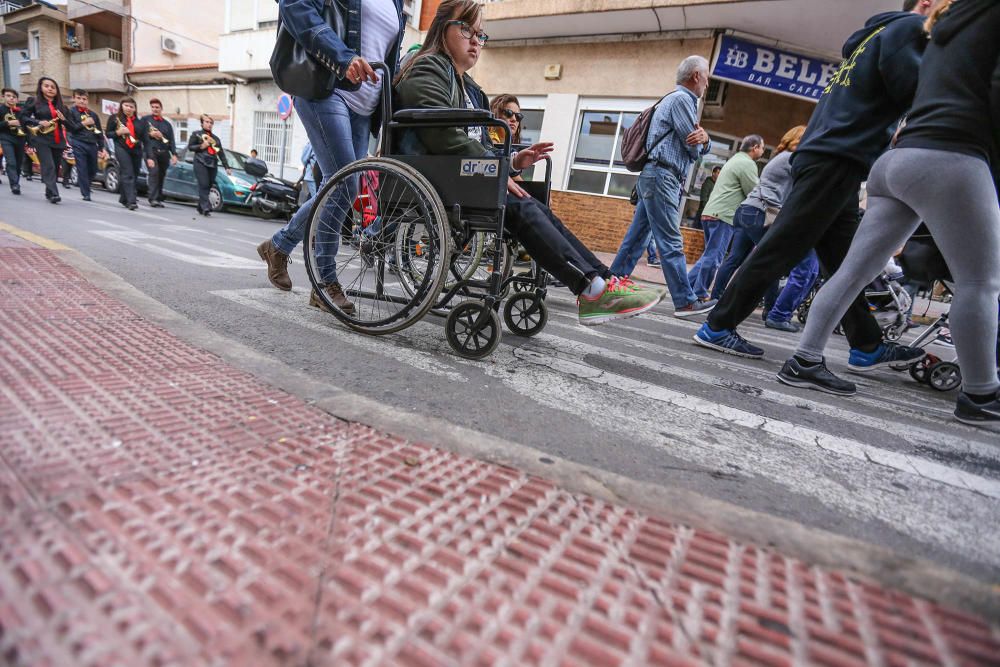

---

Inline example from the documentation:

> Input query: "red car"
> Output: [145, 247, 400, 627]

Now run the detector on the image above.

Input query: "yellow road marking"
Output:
[0, 222, 70, 250]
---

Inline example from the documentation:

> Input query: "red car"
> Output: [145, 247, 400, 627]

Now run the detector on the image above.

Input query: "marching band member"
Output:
[105, 97, 145, 210]
[0, 87, 27, 195]
[142, 98, 177, 208]
[21, 77, 69, 203]
[187, 115, 231, 216]
[64, 89, 108, 202]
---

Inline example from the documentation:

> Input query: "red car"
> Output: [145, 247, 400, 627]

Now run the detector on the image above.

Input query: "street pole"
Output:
[278, 118, 288, 180]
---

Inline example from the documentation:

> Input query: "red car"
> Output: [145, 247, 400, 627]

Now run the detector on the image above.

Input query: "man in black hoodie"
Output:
[695, 2, 931, 371]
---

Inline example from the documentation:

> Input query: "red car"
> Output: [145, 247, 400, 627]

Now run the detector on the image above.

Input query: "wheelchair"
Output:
[302, 62, 551, 359]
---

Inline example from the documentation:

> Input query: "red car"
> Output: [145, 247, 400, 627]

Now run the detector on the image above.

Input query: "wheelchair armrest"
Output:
[392, 108, 492, 124]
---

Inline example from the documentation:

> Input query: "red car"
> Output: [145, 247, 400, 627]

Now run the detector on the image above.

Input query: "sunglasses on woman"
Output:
[447, 20, 489, 45]
[500, 108, 524, 122]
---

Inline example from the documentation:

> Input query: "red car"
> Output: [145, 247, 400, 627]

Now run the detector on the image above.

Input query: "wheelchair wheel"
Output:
[304, 158, 449, 335]
[909, 353, 939, 384]
[927, 362, 961, 392]
[446, 301, 501, 359]
[503, 293, 547, 337]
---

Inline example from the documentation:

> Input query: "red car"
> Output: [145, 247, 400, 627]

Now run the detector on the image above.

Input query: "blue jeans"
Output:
[768, 251, 819, 322]
[711, 205, 779, 308]
[271, 94, 370, 284]
[688, 216, 734, 299]
[610, 168, 696, 308]
[646, 237, 658, 262]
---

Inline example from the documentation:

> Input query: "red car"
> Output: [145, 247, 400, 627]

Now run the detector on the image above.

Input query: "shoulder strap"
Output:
[646, 91, 680, 155]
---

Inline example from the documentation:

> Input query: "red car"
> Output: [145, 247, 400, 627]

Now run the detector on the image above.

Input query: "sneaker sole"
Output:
[775, 372, 856, 396]
[257, 245, 292, 292]
[847, 350, 926, 373]
[692, 334, 764, 359]
[673, 305, 716, 319]
[954, 413, 1000, 430]
[579, 291, 664, 327]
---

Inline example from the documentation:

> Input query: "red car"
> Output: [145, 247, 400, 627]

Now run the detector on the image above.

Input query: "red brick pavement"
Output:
[1, 232, 998, 666]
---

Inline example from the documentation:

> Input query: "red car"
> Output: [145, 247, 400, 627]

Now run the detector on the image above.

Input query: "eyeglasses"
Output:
[500, 108, 524, 122]
[446, 20, 488, 45]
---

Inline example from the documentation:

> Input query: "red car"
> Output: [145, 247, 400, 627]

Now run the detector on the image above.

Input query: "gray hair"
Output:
[676, 55, 709, 85]
[740, 134, 765, 152]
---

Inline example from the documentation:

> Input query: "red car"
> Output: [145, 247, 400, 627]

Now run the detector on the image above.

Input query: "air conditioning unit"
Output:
[704, 80, 728, 108]
[161, 35, 182, 55]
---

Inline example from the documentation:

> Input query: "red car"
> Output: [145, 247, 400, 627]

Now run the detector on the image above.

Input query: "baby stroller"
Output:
[796, 266, 912, 342]
[897, 229, 962, 392]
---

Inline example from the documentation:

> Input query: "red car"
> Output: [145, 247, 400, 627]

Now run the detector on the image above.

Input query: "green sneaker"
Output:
[578, 277, 665, 326]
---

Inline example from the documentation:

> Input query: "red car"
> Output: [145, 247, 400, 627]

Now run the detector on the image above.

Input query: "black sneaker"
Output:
[954, 392, 1000, 431]
[777, 357, 857, 396]
[847, 342, 926, 373]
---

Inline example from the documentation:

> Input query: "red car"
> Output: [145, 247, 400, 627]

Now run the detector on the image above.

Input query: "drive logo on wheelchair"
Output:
[459, 159, 500, 177]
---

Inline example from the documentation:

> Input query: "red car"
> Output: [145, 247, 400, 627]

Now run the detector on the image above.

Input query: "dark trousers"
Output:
[147, 151, 170, 203]
[72, 141, 98, 198]
[707, 152, 884, 349]
[34, 141, 65, 199]
[1, 136, 25, 190]
[504, 193, 610, 295]
[115, 144, 141, 206]
[194, 161, 217, 213]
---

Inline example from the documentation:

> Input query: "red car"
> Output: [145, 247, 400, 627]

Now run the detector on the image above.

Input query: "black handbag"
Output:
[269, 0, 345, 101]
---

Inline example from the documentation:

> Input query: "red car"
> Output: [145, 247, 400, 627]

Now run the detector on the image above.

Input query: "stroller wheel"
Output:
[909, 354, 939, 383]
[884, 324, 905, 342]
[927, 362, 961, 392]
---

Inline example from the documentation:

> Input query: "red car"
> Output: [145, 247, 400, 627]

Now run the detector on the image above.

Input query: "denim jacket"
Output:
[278, 0, 405, 89]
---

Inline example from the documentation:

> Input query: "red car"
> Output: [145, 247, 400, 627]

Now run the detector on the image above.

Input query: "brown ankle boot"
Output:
[257, 239, 292, 291]
[309, 283, 356, 315]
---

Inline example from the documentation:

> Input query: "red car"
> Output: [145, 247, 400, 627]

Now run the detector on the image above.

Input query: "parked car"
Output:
[80, 142, 297, 216]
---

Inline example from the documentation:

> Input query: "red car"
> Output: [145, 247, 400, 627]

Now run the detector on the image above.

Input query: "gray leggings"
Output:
[797, 148, 1000, 395]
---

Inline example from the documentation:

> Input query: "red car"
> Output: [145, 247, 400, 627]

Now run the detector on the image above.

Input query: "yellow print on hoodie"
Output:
[824, 26, 886, 94]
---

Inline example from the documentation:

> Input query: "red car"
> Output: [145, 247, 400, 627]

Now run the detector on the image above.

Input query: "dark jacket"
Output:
[22, 97, 69, 148]
[0, 103, 27, 141]
[279, 0, 405, 90]
[141, 114, 177, 157]
[696, 176, 717, 218]
[105, 114, 146, 153]
[187, 130, 230, 170]
[393, 52, 492, 156]
[896, 0, 1000, 165]
[797, 11, 927, 169]
[65, 106, 105, 145]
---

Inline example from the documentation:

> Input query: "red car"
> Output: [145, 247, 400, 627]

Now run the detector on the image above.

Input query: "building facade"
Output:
[219, 0, 425, 178]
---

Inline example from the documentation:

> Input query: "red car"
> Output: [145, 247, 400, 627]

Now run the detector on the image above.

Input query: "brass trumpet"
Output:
[149, 126, 169, 144]
[81, 114, 101, 135]
[28, 121, 55, 136]
[4, 112, 25, 138]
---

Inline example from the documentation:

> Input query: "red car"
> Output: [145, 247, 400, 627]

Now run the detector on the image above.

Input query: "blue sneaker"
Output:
[693, 323, 764, 359]
[847, 342, 926, 373]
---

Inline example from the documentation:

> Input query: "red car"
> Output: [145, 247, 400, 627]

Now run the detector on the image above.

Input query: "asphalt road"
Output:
[3, 177, 998, 586]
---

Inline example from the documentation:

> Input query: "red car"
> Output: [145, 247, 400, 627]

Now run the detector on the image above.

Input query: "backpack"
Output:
[619, 92, 677, 172]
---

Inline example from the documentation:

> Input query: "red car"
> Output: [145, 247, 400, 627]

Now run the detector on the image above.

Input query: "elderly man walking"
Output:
[610, 55, 714, 318]
[688, 134, 764, 303]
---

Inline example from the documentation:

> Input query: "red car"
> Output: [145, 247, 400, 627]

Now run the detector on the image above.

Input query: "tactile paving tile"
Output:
[1, 240, 998, 667]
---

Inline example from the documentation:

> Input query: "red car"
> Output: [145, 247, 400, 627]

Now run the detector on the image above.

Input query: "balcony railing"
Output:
[70, 47, 126, 91]
[0, 0, 27, 16]
[67, 0, 127, 21]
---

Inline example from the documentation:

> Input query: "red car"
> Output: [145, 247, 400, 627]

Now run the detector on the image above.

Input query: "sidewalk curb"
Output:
[15, 225, 997, 619]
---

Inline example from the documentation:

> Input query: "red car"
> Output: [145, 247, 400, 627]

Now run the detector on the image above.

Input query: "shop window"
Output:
[252, 110, 292, 167]
[567, 110, 638, 198]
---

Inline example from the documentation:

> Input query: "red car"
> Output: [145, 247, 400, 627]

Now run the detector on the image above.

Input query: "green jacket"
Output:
[702, 151, 760, 224]
[394, 52, 490, 157]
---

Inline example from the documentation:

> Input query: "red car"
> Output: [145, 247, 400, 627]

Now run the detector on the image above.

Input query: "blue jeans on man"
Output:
[688, 216, 734, 300]
[711, 204, 779, 307]
[72, 141, 98, 199]
[271, 94, 370, 284]
[610, 168, 697, 309]
[767, 251, 819, 322]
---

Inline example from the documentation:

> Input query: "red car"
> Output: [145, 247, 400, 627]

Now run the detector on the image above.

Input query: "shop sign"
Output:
[711, 35, 841, 102]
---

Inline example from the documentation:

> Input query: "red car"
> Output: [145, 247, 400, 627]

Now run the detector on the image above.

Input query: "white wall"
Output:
[232, 81, 307, 177]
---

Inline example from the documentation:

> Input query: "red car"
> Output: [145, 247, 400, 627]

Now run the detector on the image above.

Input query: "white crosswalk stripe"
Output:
[210, 286, 1000, 574]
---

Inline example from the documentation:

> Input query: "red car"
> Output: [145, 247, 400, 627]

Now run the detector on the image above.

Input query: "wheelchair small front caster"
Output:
[503, 293, 548, 337]
[927, 361, 961, 392]
[446, 301, 501, 359]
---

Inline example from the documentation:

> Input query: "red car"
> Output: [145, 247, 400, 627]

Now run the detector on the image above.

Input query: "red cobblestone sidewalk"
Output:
[1, 231, 998, 666]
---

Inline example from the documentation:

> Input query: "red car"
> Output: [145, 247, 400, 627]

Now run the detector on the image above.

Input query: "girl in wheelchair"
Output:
[393, 0, 666, 326]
